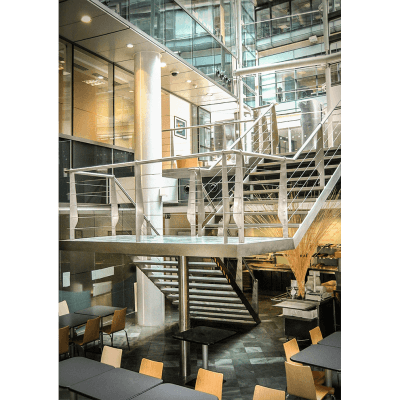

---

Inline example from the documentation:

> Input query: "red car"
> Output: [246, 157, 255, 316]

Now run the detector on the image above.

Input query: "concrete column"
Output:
[134, 51, 165, 326]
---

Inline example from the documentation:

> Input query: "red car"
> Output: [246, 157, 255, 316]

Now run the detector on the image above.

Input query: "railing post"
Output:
[252, 278, 259, 314]
[315, 126, 325, 188]
[222, 153, 229, 244]
[135, 164, 144, 242]
[110, 177, 119, 236]
[196, 169, 205, 237]
[278, 160, 288, 238]
[69, 172, 78, 239]
[233, 152, 245, 243]
[271, 104, 279, 154]
[187, 169, 197, 236]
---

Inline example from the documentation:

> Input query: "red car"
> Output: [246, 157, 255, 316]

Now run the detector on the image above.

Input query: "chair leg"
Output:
[111, 334, 113, 347]
[124, 330, 130, 350]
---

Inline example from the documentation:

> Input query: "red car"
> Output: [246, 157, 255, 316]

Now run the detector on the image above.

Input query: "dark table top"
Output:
[318, 331, 341, 348]
[134, 383, 218, 400]
[291, 344, 341, 372]
[69, 367, 163, 400]
[59, 357, 114, 388]
[59, 313, 95, 329]
[74, 305, 123, 318]
[173, 326, 236, 346]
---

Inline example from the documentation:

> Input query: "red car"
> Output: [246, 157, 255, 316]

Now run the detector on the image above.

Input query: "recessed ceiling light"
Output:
[161, 62, 167, 68]
[97, 75, 104, 80]
[207, 93, 213, 96]
[193, 84, 198, 88]
[81, 15, 92, 23]
[126, 44, 134, 48]
[129, 90, 133, 93]
[186, 80, 192, 83]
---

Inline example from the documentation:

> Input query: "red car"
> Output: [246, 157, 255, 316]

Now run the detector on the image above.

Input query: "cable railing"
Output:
[65, 100, 340, 245]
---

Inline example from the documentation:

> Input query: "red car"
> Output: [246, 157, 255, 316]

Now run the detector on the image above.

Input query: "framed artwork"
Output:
[174, 116, 187, 139]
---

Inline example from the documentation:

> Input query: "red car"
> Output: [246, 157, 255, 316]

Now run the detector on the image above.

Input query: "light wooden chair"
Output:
[71, 316, 101, 357]
[59, 326, 70, 359]
[195, 368, 223, 400]
[100, 307, 130, 350]
[285, 362, 335, 400]
[283, 338, 324, 384]
[139, 358, 163, 379]
[310, 327, 323, 345]
[101, 345, 122, 368]
[253, 385, 286, 400]
[59, 300, 69, 316]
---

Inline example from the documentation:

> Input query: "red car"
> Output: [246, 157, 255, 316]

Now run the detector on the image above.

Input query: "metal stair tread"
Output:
[244, 175, 333, 185]
[257, 154, 341, 168]
[244, 186, 324, 195]
[168, 294, 242, 303]
[190, 311, 254, 319]
[133, 260, 178, 266]
[161, 288, 238, 296]
[172, 300, 246, 308]
[154, 281, 234, 290]
[146, 276, 227, 283]
[205, 223, 301, 228]
[249, 164, 339, 176]
[192, 316, 257, 324]
[188, 306, 250, 314]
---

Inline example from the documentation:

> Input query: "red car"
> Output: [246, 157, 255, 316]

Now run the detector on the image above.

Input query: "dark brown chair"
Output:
[100, 308, 130, 350]
[71, 316, 101, 357]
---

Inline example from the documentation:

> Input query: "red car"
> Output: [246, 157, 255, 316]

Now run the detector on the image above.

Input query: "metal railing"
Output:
[66, 99, 340, 246]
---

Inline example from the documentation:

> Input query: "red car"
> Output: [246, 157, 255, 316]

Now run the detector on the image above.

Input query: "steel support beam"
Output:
[278, 161, 288, 238]
[135, 164, 144, 242]
[69, 172, 78, 240]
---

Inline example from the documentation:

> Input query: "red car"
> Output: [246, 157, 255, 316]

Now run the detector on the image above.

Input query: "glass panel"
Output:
[296, 67, 317, 99]
[291, 0, 311, 30]
[277, 70, 295, 102]
[72, 142, 112, 204]
[73, 48, 113, 144]
[113, 149, 135, 178]
[114, 67, 134, 149]
[100, 0, 129, 19]
[59, 140, 71, 203]
[271, 2, 290, 34]
[198, 107, 211, 161]
[59, 40, 72, 135]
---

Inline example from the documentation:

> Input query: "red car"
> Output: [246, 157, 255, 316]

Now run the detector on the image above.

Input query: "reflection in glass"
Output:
[114, 67, 134, 149]
[59, 40, 72, 135]
[73, 48, 113, 144]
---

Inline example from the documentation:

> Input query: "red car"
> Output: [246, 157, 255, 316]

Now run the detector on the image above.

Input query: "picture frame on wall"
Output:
[174, 116, 187, 139]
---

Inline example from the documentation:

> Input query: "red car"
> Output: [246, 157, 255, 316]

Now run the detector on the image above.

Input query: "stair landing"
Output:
[59, 235, 295, 257]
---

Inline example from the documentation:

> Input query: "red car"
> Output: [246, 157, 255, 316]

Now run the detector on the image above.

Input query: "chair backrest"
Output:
[285, 362, 317, 400]
[110, 308, 127, 334]
[253, 385, 286, 400]
[283, 338, 301, 364]
[139, 358, 163, 379]
[59, 326, 70, 355]
[59, 300, 69, 316]
[82, 316, 101, 344]
[195, 368, 223, 400]
[101, 345, 122, 368]
[309, 326, 323, 345]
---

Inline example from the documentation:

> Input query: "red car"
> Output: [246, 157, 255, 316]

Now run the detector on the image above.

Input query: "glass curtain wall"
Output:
[59, 39, 72, 135]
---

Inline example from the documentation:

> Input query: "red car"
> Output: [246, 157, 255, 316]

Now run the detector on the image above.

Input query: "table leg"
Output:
[325, 368, 333, 387]
[69, 327, 74, 357]
[100, 318, 103, 348]
[202, 344, 209, 369]
[69, 390, 77, 400]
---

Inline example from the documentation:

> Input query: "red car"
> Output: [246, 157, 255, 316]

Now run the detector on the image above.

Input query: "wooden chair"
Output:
[71, 316, 101, 357]
[139, 358, 163, 379]
[310, 327, 323, 345]
[285, 362, 335, 400]
[59, 326, 70, 359]
[100, 307, 130, 350]
[59, 300, 69, 316]
[283, 338, 325, 384]
[195, 368, 223, 400]
[253, 385, 286, 400]
[101, 345, 122, 368]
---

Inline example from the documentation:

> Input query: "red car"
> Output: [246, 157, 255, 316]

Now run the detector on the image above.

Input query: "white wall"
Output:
[170, 94, 192, 157]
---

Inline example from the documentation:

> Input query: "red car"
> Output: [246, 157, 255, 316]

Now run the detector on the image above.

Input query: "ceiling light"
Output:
[129, 90, 133, 93]
[186, 80, 192, 83]
[81, 15, 92, 23]
[97, 75, 104, 80]
[193, 84, 198, 89]
[126, 44, 134, 48]
[207, 93, 213, 96]
[161, 62, 167, 68]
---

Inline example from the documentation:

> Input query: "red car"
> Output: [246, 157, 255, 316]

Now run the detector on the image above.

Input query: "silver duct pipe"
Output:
[233, 53, 341, 77]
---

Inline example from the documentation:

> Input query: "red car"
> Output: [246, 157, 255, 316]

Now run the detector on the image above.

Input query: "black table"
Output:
[69, 367, 163, 400]
[318, 331, 341, 348]
[75, 306, 124, 347]
[59, 313, 96, 357]
[173, 326, 236, 370]
[59, 357, 114, 400]
[134, 383, 218, 400]
[290, 343, 340, 387]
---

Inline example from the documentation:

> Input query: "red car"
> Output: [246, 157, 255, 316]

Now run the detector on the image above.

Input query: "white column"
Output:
[134, 51, 165, 326]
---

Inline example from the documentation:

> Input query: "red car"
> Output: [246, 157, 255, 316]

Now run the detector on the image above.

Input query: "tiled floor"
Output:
[60, 293, 341, 400]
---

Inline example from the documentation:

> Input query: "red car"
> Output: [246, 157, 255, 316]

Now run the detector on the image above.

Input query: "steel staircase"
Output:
[132, 257, 261, 325]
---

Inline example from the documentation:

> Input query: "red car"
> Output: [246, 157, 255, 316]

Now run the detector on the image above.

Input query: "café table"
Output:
[290, 342, 340, 387]
[318, 331, 341, 348]
[59, 313, 96, 356]
[59, 357, 114, 400]
[69, 367, 163, 400]
[75, 305, 124, 347]
[173, 326, 235, 386]
[134, 383, 218, 400]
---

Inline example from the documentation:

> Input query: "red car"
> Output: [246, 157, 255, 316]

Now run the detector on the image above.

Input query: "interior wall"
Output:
[170, 94, 192, 157]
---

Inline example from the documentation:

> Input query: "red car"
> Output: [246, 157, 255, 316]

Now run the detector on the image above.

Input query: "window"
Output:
[59, 40, 72, 135]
